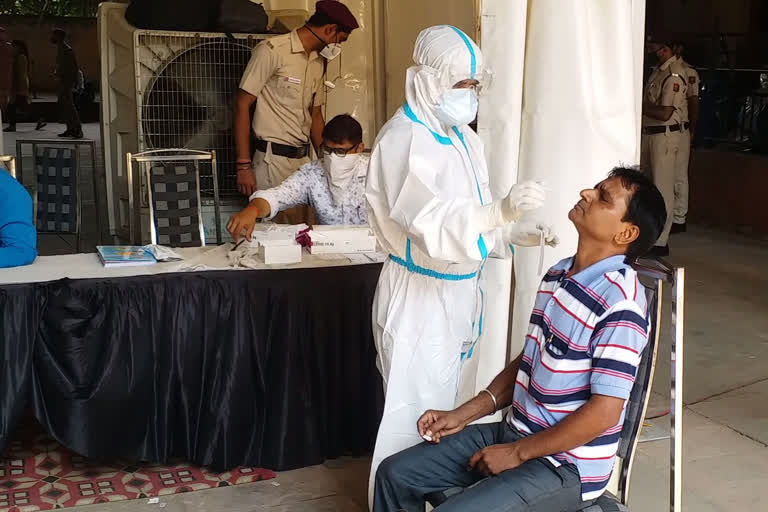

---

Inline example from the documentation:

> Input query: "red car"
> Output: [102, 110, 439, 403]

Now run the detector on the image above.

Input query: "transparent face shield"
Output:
[445, 68, 493, 96]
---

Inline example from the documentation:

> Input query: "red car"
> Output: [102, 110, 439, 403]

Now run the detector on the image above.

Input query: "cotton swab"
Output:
[538, 230, 545, 275]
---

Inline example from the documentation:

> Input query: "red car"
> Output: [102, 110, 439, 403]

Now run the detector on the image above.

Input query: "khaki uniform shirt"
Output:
[643, 56, 687, 127]
[239, 30, 326, 147]
[677, 58, 700, 100]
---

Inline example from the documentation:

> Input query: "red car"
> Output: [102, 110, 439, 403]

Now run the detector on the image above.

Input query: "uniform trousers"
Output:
[641, 129, 682, 246]
[673, 129, 691, 224]
[251, 145, 315, 225]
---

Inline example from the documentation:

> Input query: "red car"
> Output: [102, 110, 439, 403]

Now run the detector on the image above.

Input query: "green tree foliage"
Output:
[0, 0, 100, 18]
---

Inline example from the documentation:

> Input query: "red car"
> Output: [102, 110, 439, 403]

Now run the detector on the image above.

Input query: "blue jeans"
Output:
[373, 421, 589, 512]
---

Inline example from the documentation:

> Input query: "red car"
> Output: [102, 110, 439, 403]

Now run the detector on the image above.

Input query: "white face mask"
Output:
[323, 152, 361, 204]
[320, 43, 342, 61]
[435, 88, 479, 127]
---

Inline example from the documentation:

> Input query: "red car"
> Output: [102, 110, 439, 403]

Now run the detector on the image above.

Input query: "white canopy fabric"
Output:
[461, 0, 647, 436]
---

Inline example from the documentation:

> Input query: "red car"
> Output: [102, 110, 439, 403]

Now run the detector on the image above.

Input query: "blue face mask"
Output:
[435, 88, 479, 127]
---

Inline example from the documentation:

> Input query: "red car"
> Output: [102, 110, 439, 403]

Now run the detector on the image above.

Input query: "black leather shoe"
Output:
[70, 131, 84, 139]
[58, 130, 72, 137]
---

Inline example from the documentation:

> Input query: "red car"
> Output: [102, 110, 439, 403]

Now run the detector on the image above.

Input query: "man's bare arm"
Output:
[418, 353, 523, 443]
[310, 106, 325, 154]
[468, 393, 625, 475]
[456, 352, 522, 424]
[643, 103, 675, 122]
[235, 89, 256, 162]
[515, 394, 624, 462]
[235, 89, 258, 196]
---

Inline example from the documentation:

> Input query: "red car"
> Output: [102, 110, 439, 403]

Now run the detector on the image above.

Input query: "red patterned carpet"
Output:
[0, 424, 276, 511]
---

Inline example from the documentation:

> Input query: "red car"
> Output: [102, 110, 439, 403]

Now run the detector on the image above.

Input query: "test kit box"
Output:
[308, 226, 377, 255]
[259, 239, 303, 265]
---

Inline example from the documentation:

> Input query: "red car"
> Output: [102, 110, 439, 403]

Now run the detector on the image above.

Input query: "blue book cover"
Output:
[96, 246, 157, 267]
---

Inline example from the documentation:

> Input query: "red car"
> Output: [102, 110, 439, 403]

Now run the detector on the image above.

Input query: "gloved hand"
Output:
[504, 222, 559, 248]
[501, 181, 547, 223]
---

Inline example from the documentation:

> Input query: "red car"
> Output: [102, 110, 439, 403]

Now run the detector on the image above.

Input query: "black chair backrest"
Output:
[614, 279, 660, 500]
[35, 146, 78, 234]
[147, 162, 202, 247]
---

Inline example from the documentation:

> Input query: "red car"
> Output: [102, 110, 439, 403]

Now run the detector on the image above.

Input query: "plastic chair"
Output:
[33, 146, 82, 252]
[125, 149, 221, 247]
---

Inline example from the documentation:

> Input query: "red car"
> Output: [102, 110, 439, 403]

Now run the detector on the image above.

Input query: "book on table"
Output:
[96, 246, 157, 267]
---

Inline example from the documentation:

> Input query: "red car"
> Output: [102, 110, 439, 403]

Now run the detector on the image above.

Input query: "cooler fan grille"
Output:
[137, 33, 263, 196]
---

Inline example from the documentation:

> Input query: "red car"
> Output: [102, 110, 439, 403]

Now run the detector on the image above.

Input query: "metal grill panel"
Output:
[134, 31, 268, 196]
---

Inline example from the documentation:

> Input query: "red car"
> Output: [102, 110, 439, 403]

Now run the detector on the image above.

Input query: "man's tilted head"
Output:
[569, 167, 666, 260]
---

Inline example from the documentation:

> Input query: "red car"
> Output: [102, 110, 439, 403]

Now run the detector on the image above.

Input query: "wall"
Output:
[688, 149, 768, 237]
[380, 0, 478, 118]
[1, 16, 98, 94]
[325, 0, 377, 147]
[645, 0, 768, 67]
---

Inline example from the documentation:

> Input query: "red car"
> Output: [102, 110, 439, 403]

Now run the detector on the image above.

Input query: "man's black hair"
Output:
[608, 167, 667, 260]
[307, 11, 352, 34]
[52, 28, 67, 39]
[323, 114, 362, 145]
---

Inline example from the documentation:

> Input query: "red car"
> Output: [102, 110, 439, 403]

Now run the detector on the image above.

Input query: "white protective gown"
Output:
[366, 26, 509, 506]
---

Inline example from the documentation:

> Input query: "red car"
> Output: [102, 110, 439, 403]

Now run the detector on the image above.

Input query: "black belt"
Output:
[683, 121, 690, 130]
[642, 124, 682, 135]
[254, 139, 310, 159]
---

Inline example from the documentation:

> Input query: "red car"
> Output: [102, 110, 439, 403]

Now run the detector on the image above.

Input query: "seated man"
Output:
[0, 167, 37, 268]
[374, 167, 667, 512]
[227, 114, 368, 241]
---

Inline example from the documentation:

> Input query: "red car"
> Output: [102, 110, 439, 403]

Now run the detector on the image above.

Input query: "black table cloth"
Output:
[0, 264, 384, 472]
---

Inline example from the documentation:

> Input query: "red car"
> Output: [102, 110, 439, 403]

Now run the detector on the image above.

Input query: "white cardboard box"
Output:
[259, 240, 302, 264]
[250, 231, 296, 246]
[308, 227, 377, 255]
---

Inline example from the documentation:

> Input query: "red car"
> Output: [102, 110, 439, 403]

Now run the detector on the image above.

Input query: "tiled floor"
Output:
[3, 126, 767, 511]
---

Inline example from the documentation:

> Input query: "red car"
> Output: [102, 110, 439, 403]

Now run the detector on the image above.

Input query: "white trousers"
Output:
[367, 258, 482, 509]
[673, 129, 691, 224]
[641, 129, 682, 246]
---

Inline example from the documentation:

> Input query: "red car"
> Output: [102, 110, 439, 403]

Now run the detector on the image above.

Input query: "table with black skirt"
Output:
[0, 247, 385, 472]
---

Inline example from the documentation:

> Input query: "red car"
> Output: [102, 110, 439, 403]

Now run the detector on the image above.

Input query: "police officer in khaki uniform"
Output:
[670, 41, 700, 234]
[641, 38, 687, 257]
[234, 0, 359, 224]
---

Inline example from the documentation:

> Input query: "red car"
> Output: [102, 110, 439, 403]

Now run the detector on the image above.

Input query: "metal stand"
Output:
[0, 155, 17, 179]
[16, 139, 101, 245]
[670, 267, 685, 512]
[634, 259, 685, 512]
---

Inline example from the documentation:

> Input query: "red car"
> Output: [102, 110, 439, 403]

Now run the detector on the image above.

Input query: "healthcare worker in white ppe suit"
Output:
[365, 25, 558, 506]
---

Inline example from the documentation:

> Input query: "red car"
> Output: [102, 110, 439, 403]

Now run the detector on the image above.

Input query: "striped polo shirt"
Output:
[507, 255, 649, 501]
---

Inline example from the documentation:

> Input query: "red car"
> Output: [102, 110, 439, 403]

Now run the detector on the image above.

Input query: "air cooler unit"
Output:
[99, 2, 273, 243]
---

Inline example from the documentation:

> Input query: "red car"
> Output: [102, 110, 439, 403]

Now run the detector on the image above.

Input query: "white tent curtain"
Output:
[466, 0, 646, 423]
[455, 0, 528, 421]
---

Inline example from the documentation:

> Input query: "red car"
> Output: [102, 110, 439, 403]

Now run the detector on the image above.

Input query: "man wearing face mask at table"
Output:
[227, 114, 368, 239]
[233, 0, 359, 225]
[365, 25, 558, 507]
